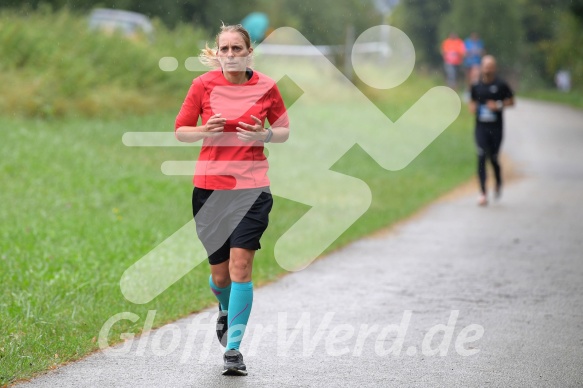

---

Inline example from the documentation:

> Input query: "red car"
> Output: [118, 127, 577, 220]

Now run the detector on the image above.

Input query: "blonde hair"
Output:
[199, 23, 254, 69]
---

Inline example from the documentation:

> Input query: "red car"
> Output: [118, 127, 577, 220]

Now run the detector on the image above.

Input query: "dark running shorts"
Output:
[192, 186, 273, 265]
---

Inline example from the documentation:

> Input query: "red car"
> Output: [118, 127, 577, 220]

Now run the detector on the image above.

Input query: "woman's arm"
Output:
[235, 115, 289, 143]
[176, 113, 226, 143]
[266, 126, 290, 143]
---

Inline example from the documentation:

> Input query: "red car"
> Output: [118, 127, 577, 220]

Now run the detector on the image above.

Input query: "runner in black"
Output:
[469, 55, 515, 206]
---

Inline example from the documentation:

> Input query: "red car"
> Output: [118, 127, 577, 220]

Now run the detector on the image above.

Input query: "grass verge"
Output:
[520, 88, 583, 110]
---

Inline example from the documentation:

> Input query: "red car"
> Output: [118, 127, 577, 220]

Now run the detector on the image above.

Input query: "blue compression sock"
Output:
[209, 275, 231, 311]
[226, 281, 253, 351]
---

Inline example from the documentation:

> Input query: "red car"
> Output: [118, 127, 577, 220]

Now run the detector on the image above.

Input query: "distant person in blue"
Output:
[464, 32, 485, 89]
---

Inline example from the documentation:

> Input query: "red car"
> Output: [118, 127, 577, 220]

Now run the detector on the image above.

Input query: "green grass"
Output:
[0, 71, 475, 384]
[0, 7, 208, 118]
[520, 88, 583, 110]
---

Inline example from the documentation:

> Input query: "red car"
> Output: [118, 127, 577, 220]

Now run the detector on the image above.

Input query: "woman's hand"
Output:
[204, 113, 226, 137]
[236, 115, 268, 142]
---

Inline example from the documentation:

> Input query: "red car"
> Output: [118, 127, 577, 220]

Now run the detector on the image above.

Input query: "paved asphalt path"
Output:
[19, 100, 583, 387]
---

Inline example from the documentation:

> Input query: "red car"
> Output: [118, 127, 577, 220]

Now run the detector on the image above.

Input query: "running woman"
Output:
[469, 55, 514, 206]
[175, 24, 290, 375]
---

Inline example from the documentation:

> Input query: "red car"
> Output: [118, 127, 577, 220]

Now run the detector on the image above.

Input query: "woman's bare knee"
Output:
[229, 248, 254, 282]
[210, 260, 231, 287]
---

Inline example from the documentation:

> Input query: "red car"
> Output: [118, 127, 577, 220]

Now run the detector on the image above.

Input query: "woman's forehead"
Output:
[218, 31, 245, 46]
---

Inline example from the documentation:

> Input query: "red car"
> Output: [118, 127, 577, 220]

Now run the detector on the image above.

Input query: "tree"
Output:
[0, 0, 379, 42]
[514, 0, 568, 87]
[392, 0, 452, 67]
[571, 0, 583, 22]
[544, 8, 583, 89]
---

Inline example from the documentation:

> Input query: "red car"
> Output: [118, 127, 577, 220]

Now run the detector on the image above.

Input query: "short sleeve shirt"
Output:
[471, 78, 513, 130]
[175, 69, 289, 190]
[464, 38, 483, 67]
[442, 38, 466, 66]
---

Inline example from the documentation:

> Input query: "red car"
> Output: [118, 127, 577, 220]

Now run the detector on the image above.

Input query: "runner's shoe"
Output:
[222, 349, 248, 376]
[494, 185, 502, 200]
[477, 194, 488, 206]
[216, 306, 228, 347]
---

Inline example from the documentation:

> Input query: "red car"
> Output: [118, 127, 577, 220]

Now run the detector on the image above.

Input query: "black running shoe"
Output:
[222, 349, 247, 376]
[216, 306, 228, 347]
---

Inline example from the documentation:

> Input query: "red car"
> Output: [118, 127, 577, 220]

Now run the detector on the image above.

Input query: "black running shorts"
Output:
[192, 187, 273, 265]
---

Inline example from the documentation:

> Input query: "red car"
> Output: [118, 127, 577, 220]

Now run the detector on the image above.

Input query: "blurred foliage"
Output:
[543, 11, 583, 86]
[571, 0, 583, 22]
[389, 0, 451, 67]
[393, 0, 581, 91]
[0, 0, 380, 118]
[0, 7, 207, 118]
[2, 0, 582, 91]
[0, 0, 379, 45]
[179, 0, 380, 46]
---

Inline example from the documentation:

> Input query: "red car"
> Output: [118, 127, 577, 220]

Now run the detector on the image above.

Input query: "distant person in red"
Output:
[469, 55, 514, 206]
[175, 23, 289, 376]
[441, 32, 466, 89]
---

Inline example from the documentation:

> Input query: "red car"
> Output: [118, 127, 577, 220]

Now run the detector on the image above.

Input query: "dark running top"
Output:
[471, 78, 514, 130]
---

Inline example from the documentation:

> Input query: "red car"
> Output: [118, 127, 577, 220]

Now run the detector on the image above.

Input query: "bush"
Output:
[543, 11, 583, 91]
[0, 8, 208, 118]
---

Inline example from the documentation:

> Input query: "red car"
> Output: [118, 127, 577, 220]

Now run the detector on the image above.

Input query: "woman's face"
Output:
[217, 31, 252, 72]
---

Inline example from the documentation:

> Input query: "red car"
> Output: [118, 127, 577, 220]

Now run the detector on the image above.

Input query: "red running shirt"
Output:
[442, 38, 466, 66]
[175, 69, 289, 190]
